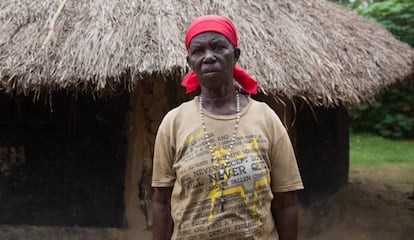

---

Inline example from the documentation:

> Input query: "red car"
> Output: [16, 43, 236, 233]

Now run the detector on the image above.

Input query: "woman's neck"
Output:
[200, 89, 252, 116]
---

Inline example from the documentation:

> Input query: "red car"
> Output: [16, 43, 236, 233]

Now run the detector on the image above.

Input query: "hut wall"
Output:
[295, 104, 349, 204]
[294, 104, 350, 236]
[124, 87, 150, 237]
[125, 77, 188, 239]
[1, 83, 351, 239]
[0, 93, 128, 227]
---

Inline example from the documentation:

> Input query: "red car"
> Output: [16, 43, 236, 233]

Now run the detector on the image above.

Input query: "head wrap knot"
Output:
[182, 15, 258, 94]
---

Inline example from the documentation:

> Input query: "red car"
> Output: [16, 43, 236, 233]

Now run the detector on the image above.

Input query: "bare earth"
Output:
[0, 164, 413, 240]
[308, 164, 414, 240]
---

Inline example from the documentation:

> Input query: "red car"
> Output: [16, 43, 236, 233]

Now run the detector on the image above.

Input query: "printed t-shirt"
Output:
[152, 96, 303, 240]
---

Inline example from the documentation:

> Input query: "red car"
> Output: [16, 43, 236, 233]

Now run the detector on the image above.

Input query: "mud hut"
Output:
[0, 0, 413, 239]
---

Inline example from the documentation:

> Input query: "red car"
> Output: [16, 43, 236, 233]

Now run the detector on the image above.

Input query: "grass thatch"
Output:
[0, 0, 413, 106]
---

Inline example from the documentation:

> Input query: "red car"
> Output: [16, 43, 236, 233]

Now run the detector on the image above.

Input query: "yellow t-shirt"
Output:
[152, 96, 303, 240]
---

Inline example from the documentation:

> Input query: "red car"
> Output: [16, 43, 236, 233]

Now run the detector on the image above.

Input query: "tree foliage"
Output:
[351, 83, 414, 138]
[357, 0, 414, 47]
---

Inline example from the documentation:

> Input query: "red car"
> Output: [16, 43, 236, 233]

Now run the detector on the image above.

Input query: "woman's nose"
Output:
[203, 50, 216, 63]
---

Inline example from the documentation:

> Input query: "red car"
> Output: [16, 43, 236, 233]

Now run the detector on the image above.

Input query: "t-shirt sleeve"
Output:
[151, 113, 176, 187]
[267, 109, 304, 193]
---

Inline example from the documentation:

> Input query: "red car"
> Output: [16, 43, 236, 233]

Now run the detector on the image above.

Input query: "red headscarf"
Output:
[182, 15, 258, 94]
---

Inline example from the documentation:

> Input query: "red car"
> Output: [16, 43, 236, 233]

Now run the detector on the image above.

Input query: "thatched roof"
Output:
[1, 0, 413, 107]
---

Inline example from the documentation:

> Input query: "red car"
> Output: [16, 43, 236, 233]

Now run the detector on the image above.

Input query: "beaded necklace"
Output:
[199, 92, 240, 212]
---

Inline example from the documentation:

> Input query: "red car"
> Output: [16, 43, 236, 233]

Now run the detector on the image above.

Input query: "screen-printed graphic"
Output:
[175, 131, 272, 239]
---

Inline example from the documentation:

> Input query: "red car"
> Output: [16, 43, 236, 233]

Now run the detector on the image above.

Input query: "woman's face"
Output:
[187, 32, 240, 89]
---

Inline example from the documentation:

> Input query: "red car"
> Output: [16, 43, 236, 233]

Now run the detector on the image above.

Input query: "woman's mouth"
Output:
[202, 69, 219, 74]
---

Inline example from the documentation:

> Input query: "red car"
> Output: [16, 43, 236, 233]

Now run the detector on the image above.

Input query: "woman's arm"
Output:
[152, 187, 174, 240]
[271, 191, 299, 240]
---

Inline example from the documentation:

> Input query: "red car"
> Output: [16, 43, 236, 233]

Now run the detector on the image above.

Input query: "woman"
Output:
[152, 15, 303, 240]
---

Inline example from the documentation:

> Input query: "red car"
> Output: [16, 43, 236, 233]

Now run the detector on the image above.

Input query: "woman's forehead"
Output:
[189, 32, 231, 46]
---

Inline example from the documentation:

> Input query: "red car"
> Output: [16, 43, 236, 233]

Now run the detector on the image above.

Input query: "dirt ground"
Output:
[1, 164, 413, 240]
[308, 164, 414, 240]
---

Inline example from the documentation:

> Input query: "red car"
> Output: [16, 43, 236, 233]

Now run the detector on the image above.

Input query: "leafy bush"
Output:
[357, 0, 414, 47]
[350, 83, 414, 138]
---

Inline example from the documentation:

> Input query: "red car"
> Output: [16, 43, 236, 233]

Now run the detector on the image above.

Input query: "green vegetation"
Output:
[357, 0, 414, 47]
[351, 83, 414, 138]
[350, 133, 414, 164]
[350, 133, 414, 184]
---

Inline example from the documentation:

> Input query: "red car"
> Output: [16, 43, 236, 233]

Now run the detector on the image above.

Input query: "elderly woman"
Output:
[152, 15, 303, 240]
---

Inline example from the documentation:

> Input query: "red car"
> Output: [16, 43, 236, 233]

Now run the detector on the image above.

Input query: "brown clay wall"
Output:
[124, 77, 189, 239]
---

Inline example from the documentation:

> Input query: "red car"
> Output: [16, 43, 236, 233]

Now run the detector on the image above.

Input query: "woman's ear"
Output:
[233, 48, 241, 64]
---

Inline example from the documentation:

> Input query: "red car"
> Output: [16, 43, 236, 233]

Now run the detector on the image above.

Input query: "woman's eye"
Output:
[213, 45, 224, 50]
[191, 48, 203, 55]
